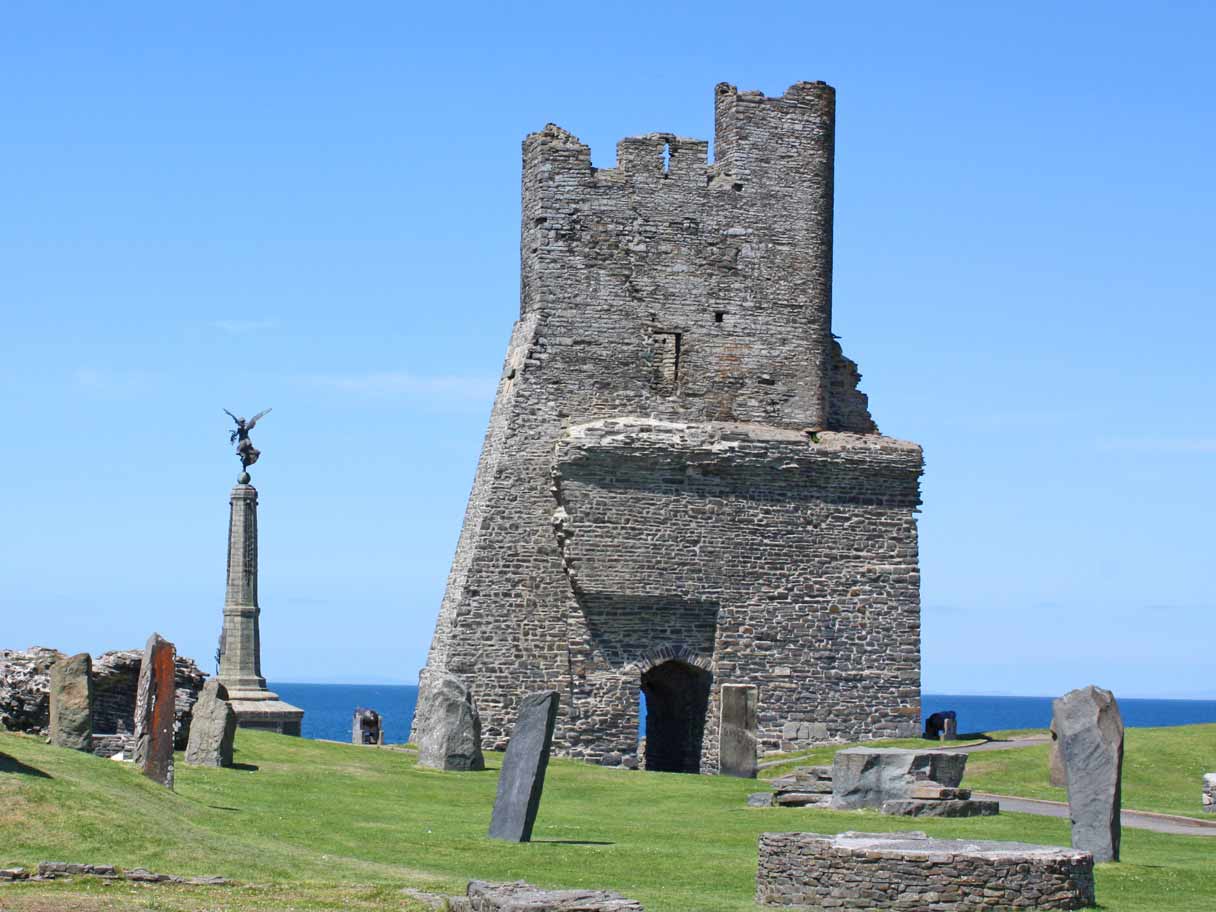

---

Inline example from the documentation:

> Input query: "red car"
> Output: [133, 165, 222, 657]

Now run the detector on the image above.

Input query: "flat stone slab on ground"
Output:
[881, 798, 999, 817]
[457, 880, 644, 911]
[830, 747, 967, 809]
[757, 831, 1095, 910]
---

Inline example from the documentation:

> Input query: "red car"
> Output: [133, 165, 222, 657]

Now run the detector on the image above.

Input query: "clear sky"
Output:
[2, 3, 1212, 698]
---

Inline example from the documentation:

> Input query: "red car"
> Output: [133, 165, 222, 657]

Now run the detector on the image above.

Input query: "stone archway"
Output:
[640, 659, 712, 773]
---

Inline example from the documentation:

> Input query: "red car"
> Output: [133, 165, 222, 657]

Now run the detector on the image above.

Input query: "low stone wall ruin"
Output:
[756, 831, 1095, 911]
[0, 646, 205, 751]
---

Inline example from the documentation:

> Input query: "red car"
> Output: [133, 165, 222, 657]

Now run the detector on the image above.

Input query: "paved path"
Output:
[974, 793, 1216, 837]
[945, 736, 1050, 753]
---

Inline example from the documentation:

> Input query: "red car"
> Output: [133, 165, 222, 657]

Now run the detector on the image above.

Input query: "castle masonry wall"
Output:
[413, 82, 924, 770]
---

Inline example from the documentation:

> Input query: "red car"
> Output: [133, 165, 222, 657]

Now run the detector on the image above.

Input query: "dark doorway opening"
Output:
[640, 660, 711, 773]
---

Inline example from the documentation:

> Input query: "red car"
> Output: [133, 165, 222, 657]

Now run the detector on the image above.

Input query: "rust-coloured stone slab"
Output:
[133, 633, 176, 788]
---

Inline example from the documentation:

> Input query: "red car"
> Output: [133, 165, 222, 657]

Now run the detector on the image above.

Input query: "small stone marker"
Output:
[1054, 684, 1123, 863]
[719, 684, 758, 778]
[133, 633, 176, 788]
[1049, 714, 1067, 787]
[351, 707, 384, 745]
[184, 679, 237, 767]
[830, 747, 967, 810]
[49, 653, 93, 752]
[487, 690, 558, 842]
[1203, 773, 1215, 814]
[417, 672, 485, 771]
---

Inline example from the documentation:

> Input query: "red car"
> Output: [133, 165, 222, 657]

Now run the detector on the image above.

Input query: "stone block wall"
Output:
[414, 81, 924, 772]
[756, 832, 1096, 910]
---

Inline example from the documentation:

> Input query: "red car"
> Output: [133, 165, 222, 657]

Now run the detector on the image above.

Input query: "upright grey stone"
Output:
[831, 748, 968, 810]
[133, 633, 176, 788]
[1054, 684, 1123, 862]
[216, 481, 303, 735]
[1203, 773, 1215, 814]
[488, 690, 559, 842]
[1049, 715, 1067, 787]
[719, 684, 758, 778]
[185, 679, 237, 767]
[416, 673, 485, 771]
[48, 653, 93, 752]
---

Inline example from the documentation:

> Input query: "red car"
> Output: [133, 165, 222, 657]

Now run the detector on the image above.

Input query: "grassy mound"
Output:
[2, 728, 1214, 911]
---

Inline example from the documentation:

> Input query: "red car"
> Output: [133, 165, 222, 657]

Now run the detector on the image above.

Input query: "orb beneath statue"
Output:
[238, 471, 251, 485]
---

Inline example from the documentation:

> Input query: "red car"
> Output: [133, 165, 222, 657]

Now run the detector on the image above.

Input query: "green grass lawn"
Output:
[2, 728, 1214, 911]
[960, 724, 1216, 819]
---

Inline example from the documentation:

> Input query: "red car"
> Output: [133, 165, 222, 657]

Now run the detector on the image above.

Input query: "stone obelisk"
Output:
[217, 408, 303, 735]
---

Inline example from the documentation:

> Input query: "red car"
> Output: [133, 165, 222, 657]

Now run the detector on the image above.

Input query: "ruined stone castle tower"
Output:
[416, 81, 923, 773]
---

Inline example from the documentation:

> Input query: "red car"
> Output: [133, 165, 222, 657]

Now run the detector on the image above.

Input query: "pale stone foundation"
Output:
[756, 831, 1095, 911]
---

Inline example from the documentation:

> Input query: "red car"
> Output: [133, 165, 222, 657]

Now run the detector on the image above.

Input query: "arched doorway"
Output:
[640, 659, 711, 773]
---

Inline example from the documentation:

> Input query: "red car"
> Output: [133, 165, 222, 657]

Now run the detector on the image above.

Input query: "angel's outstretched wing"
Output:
[246, 408, 272, 430]
[223, 408, 240, 424]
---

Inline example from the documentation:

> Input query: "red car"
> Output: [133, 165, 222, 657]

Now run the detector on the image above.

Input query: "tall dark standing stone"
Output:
[185, 679, 237, 767]
[416, 672, 485, 771]
[719, 684, 758, 778]
[1054, 685, 1123, 862]
[49, 653, 93, 752]
[488, 690, 559, 842]
[133, 633, 176, 788]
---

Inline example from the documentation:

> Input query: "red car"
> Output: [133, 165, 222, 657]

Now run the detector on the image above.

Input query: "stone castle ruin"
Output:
[416, 81, 924, 773]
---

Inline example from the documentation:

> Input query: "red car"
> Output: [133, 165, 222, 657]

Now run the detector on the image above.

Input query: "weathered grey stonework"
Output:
[719, 683, 757, 778]
[415, 81, 924, 773]
[488, 690, 559, 842]
[830, 747, 967, 810]
[756, 831, 1096, 910]
[0, 647, 204, 751]
[415, 672, 485, 771]
[184, 679, 236, 767]
[1203, 773, 1215, 813]
[456, 880, 644, 911]
[48, 653, 92, 751]
[133, 633, 176, 788]
[1055, 685, 1123, 863]
[216, 483, 303, 735]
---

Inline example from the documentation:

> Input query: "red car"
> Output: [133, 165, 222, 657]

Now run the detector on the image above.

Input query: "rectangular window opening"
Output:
[714, 311, 725, 323]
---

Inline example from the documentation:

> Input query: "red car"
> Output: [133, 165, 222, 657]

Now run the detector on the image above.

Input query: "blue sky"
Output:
[2, 3, 1212, 698]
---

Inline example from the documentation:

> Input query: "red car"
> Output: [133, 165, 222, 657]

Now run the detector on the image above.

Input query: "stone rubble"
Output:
[0, 863, 229, 885]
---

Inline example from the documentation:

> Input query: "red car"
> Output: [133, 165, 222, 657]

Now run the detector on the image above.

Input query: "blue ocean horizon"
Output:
[271, 683, 1216, 745]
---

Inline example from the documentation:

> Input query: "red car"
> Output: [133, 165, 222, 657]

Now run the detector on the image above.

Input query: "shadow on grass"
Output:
[530, 839, 615, 846]
[230, 763, 259, 772]
[0, 753, 52, 778]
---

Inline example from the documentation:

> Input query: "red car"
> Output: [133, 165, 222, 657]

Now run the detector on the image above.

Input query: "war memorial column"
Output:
[216, 408, 304, 735]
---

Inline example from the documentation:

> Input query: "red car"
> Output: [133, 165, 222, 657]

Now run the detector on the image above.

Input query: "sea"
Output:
[271, 683, 1216, 745]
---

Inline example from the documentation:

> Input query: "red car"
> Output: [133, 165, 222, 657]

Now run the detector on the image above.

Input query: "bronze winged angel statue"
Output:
[224, 407, 271, 473]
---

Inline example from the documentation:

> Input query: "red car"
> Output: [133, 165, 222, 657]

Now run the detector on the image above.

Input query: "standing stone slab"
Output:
[416, 673, 485, 771]
[184, 679, 237, 767]
[1202, 773, 1215, 814]
[133, 633, 176, 788]
[1055, 684, 1123, 862]
[488, 690, 558, 842]
[831, 748, 967, 810]
[1049, 715, 1068, 787]
[719, 684, 758, 778]
[48, 653, 93, 752]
